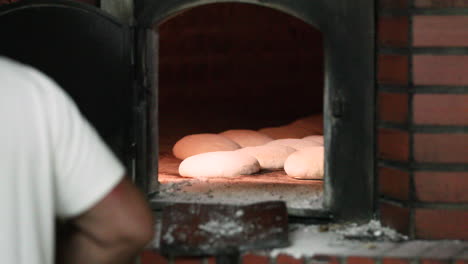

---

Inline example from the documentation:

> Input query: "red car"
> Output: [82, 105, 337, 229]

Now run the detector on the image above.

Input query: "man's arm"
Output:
[56, 177, 154, 264]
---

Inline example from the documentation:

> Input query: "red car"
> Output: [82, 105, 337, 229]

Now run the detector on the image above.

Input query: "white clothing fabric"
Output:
[0, 57, 125, 264]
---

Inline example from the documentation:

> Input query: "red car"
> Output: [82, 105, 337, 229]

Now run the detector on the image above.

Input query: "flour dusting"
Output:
[270, 220, 408, 258]
[199, 220, 244, 236]
[163, 225, 176, 244]
[332, 220, 408, 242]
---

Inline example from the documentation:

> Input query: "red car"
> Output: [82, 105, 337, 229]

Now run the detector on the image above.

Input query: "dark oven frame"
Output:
[136, 0, 376, 220]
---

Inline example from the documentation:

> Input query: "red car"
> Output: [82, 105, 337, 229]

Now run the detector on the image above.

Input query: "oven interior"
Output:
[151, 3, 328, 216]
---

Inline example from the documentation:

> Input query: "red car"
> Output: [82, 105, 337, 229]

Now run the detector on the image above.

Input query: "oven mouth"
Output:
[149, 2, 328, 217]
[140, 0, 375, 221]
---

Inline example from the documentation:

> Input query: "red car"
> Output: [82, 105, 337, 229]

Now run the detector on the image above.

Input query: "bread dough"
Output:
[173, 133, 241, 160]
[266, 138, 322, 150]
[284, 146, 324, 179]
[289, 114, 324, 135]
[237, 145, 296, 170]
[258, 125, 311, 139]
[258, 114, 324, 139]
[302, 135, 324, 145]
[219, 129, 274, 147]
[179, 151, 260, 178]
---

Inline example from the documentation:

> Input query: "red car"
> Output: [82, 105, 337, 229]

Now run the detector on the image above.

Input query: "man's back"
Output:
[0, 57, 153, 264]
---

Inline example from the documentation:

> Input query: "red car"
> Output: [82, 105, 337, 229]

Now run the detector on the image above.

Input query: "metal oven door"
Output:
[0, 0, 151, 192]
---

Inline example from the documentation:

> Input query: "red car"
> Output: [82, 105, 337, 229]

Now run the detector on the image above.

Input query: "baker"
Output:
[0, 56, 154, 264]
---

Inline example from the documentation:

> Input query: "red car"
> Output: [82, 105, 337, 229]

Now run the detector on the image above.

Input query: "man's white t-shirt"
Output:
[0, 57, 125, 264]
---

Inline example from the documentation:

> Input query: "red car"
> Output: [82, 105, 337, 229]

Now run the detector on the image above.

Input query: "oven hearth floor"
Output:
[152, 152, 325, 216]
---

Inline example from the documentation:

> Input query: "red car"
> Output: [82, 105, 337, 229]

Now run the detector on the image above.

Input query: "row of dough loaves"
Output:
[173, 114, 323, 159]
[173, 117, 324, 179]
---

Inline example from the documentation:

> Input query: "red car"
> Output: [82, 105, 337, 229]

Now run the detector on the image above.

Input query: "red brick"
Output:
[382, 258, 412, 264]
[0, 0, 19, 5]
[242, 254, 270, 264]
[276, 254, 304, 264]
[159, 2, 324, 118]
[379, 166, 410, 200]
[206, 257, 216, 264]
[141, 251, 169, 264]
[380, 201, 411, 236]
[414, 133, 468, 163]
[378, 128, 410, 161]
[414, 0, 468, 8]
[415, 208, 468, 239]
[379, 16, 409, 47]
[413, 94, 468, 125]
[379, 92, 409, 123]
[456, 260, 468, 264]
[413, 55, 468, 85]
[415, 172, 468, 202]
[347, 256, 376, 264]
[380, 0, 409, 8]
[309, 255, 340, 264]
[413, 16, 468, 47]
[378, 55, 409, 85]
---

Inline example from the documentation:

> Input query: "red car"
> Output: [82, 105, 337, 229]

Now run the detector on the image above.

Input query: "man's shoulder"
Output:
[0, 56, 68, 107]
[0, 56, 35, 76]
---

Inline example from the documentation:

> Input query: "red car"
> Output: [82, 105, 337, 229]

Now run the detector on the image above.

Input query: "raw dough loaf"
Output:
[236, 145, 296, 170]
[258, 125, 311, 139]
[266, 138, 322, 150]
[258, 114, 324, 139]
[302, 135, 324, 145]
[219, 129, 274, 147]
[179, 151, 260, 178]
[284, 146, 324, 179]
[173, 133, 240, 160]
[289, 114, 324, 135]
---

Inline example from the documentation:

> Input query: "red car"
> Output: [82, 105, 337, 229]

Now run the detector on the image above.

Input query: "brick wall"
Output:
[140, 243, 468, 264]
[158, 3, 324, 130]
[377, 0, 468, 240]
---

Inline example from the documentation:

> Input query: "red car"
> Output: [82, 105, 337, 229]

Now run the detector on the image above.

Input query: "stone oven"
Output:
[0, 0, 375, 221]
[137, 0, 376, 221]
[148, 1, 373, 219]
